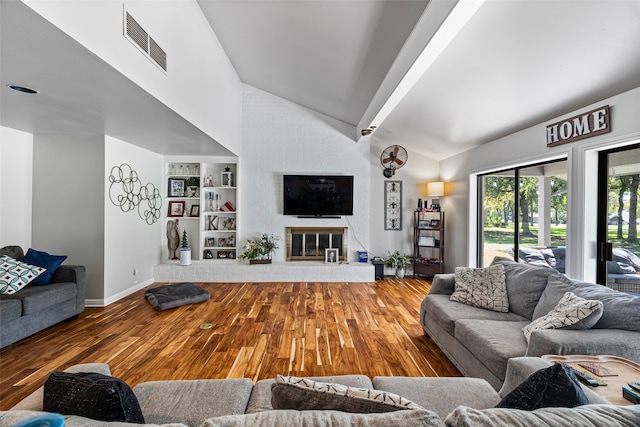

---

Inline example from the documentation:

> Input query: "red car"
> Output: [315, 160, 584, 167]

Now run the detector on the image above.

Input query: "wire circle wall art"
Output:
[108, 163, 162, 225]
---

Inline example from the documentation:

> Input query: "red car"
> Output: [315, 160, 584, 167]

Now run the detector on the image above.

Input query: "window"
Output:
[478, 159, 568, 267]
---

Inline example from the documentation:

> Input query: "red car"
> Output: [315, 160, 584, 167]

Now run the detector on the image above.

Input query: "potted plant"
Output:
[186, 177, 200, 198]
[238, 233, 280, 264]
[385, 250, 412, 279]
[180, 230, 191, 266]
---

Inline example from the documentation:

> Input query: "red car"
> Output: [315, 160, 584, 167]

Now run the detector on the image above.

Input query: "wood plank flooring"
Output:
[0, 278, 460, 410]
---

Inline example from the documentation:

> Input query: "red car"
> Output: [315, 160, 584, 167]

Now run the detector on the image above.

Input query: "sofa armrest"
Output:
[429, 273, 455, 295]
[50, 265, 84, 285]
[50, 265, 85, 314]
[525, 328, 640, 364]
[11, 363, 111, 411]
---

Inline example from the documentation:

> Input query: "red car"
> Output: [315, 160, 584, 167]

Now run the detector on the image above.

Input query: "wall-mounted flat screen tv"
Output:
[283, 175, 354, 216]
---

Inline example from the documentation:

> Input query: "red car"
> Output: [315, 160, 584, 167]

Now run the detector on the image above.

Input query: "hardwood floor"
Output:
[0, 277, 460, 410]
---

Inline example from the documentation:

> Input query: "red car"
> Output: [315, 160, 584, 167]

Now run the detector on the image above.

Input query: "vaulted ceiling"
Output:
[2, 1, 640, 160]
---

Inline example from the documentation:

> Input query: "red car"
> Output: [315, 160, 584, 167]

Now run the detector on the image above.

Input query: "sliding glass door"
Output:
[596, 144, 640, 287]
[478, 159, 568, 267]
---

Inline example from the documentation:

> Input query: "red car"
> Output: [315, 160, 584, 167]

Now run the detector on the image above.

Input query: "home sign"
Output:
[546, 105, 610, 147]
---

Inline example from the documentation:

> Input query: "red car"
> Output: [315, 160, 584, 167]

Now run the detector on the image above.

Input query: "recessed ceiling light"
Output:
[6, 84, 39, 94]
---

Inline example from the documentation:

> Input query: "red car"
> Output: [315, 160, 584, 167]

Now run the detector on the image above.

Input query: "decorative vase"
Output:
[395, 268, 405, 279]
[180, 248, 192, 266]
[250, 259, 272, 265]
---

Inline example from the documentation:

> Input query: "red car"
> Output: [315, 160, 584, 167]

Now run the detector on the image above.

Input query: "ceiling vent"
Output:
[123, 9, 167, 73]
[149, 37, 167, 72]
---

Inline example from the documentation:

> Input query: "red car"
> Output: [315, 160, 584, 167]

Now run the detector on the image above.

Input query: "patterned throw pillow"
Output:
[0, 255, 46, 295]
[450, 264, 509, 312]
[271, 375, 423, 413]
[522, 292, 603, 342]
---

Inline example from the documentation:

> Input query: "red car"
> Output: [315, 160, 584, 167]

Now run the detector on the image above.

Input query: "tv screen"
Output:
[283, 175, 354, 216]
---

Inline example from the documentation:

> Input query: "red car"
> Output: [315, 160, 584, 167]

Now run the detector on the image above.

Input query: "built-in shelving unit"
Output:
[163, 160, 237, 262]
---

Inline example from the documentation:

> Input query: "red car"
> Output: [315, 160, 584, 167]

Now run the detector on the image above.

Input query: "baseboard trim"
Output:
[85, 279, 153, 307]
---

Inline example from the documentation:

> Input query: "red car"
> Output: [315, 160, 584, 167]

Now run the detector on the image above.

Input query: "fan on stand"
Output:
[380, 145, 408, 177]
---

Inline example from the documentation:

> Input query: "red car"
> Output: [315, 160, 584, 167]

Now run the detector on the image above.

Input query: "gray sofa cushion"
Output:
[246, 375, 373, 414]
[0, 299, 21, 323]
[445, 404, 640, 427]
[200, 409, 445, 427]
[533, 274, 640, 331]
[372, 377, 500, 419]
[491, 259, 557, 319]
[1, 282, 77, 315]
[133, 379, 253, 426]
[454, 320, 530, 381]
[0, 410, 187, 426]
[424, 295, 527, 336]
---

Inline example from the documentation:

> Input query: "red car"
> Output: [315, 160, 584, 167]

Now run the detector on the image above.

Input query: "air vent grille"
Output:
[149, 37, 167, 71]
[126, 12, 148, 53]
[123, 9, 167, 73]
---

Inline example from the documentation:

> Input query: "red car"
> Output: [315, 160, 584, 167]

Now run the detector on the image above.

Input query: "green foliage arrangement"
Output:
[385, 250, 412, 269]
[181, 230, 189, 248]
[238, 233, 280, 261]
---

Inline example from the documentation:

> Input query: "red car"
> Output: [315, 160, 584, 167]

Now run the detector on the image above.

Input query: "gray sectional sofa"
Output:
[0, 246, 85, 348]
[3, 357, 639, 426]
[420, 259, 640, 391]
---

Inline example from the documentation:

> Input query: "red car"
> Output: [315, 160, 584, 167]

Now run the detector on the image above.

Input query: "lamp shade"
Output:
[427, 181, 444, 197]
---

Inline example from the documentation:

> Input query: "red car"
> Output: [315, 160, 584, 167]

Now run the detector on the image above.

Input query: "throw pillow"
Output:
[450, 264, 509, 312]
[23, 248, 67, 286]
[271, 375, 423, 413]
[0, 255, 46, 295]
[495, 362, 588, 410]
[522, 292, 602, 342]
[43, 371, 145, 424]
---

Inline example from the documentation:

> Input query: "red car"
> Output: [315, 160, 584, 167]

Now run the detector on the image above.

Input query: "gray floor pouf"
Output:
[145, 282, 210, 311]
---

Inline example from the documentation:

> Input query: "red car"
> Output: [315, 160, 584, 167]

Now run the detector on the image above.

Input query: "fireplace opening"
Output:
[286, 227, 348, 261]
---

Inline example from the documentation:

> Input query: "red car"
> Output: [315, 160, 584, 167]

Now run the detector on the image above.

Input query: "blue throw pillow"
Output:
[23, 248, 67, 286]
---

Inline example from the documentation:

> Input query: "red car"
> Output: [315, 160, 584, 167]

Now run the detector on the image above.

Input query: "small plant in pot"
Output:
[180, 230, 192, 266]
[385, 250, 412, 279]
[239, 233, 280, 264]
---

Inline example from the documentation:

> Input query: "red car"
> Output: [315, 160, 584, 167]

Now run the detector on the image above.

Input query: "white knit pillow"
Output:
[522, 292, 603, 342]
[450, 264, 509, 312]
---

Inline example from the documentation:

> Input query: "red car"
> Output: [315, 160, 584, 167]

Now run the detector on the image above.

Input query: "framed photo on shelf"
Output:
[218, 238, 227, 247]
[205, 237, 216, 247]
[168, 201, 186, 217]
[419, 236, 436, 247]
[325, 248, 338, 263]
[190, 204, 200, 217]
[418, 220, 429, 228]
[168, 178, 186, 197]
[429, 219, 440, 228]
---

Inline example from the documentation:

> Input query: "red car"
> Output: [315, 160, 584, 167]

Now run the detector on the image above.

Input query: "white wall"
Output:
[367, 137, 440, 270]
[440, 86, 640, 280]
[0, 126, 33, 249]
[241, 85, 370, 261]
[23, 0, 242, 154]
[32, 134, 105, 300]
[104, 136, 163, 305]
